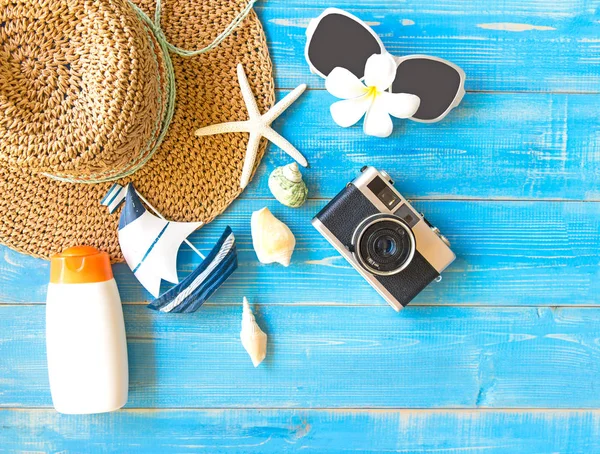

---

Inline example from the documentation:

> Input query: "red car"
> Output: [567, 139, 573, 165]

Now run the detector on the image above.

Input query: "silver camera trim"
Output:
[352, 214, 416, 276]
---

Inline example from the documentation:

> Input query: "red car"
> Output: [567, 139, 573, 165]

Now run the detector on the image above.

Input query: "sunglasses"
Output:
[305, 8, 466, 123]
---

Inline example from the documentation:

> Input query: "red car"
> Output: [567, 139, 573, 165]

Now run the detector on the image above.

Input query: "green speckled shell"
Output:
[268, 164, 308, 208]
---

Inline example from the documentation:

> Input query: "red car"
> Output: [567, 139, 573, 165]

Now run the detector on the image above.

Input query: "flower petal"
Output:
[380, 92, 421, 118]
[330, 95, 371, 128]
[364, 53, 397, 91]
[363, 98, 394, 137]
[326, 67, 368, 99]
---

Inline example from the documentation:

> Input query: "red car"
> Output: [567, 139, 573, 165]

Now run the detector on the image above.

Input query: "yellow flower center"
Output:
[366, 85, 379, 99]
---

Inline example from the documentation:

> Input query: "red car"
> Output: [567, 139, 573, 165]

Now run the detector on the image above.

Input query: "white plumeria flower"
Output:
[325, 53, 421, 138]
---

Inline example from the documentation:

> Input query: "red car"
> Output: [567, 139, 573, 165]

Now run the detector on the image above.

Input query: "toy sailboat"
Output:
[101, 184, 238, 313]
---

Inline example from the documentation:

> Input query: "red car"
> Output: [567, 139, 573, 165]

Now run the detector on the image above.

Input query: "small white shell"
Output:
[251, 207, 296, 267]
[268, 163, 308, 208]
[240, 297, 267, 367]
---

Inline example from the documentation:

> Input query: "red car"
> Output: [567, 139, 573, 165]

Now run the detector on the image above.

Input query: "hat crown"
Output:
[0, 0, 167, 181]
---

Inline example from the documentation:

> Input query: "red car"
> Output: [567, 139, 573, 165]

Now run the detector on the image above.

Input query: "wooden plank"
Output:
[256, 1, 600, 92]
[1, 408, 599, 453]
[2, 305, 600, 408]
[242, 92, 600, 201]
[1, 199, 598, 306]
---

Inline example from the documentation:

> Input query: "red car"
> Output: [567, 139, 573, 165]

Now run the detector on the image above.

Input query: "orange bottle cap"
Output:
[50, 246, 113, 284]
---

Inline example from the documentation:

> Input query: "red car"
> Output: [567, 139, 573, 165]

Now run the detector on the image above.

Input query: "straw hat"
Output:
[0, 0, 274, 261]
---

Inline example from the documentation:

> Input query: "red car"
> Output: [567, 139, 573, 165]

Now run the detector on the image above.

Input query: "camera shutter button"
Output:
[380, 170, 394, 185]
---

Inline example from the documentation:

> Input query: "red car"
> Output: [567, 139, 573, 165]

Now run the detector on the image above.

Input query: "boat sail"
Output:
[101, 184, 238, 313]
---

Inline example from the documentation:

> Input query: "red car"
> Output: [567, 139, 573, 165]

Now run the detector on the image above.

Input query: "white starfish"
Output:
[195, 64, 309, 189]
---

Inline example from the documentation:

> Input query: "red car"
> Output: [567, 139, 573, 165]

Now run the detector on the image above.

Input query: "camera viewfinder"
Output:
[368, 176, 400, 210]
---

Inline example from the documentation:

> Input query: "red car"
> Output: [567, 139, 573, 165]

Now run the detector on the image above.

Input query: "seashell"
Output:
[268, 163, 308, 208]
[240, 297, 267, 367]
[251, 207, 296, 267]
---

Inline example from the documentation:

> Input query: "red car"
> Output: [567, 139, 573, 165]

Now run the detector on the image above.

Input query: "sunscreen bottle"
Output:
[46, 246, 128, 414]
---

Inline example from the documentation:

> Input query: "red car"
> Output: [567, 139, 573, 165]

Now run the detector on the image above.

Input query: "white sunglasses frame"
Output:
[305, 8, 466, 123]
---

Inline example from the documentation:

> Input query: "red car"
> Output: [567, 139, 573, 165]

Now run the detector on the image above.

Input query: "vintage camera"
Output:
[312, 166, 455, 311]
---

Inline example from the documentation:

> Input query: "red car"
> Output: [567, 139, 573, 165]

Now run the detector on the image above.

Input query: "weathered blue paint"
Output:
[1, 305, 600, 409]
[1, 409, 599, 453]
[242, 92, 600, 201]
[1, 0, 600, 451]
[257, 1, 600, 92]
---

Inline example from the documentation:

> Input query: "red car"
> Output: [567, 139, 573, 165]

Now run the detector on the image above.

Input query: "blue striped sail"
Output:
[101, 184, 237, 313]
[101, 183, 128, 214]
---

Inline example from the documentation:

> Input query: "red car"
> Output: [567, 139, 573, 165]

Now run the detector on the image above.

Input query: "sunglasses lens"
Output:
[391, 58, 462, 121]
[307, 13, 382, 78]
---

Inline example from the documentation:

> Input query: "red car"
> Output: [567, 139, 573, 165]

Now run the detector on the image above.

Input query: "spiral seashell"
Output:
[268, 163, 308, 208]
[240, 297, 267, 367]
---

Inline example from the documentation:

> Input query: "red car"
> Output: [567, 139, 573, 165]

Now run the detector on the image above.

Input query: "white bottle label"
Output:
[46, 279, 128, 414]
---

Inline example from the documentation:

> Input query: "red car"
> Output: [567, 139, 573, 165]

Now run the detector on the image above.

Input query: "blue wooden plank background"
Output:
[1, 409, 599, 453]
[2, 0, 600, 452]
[2, 305, 600, 408]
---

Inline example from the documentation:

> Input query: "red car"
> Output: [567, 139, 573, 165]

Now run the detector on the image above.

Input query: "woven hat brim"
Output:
[0, 0, 274, 262]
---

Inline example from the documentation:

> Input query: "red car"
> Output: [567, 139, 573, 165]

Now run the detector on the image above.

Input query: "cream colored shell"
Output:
[251, 207, 296, 267]
[240, 297, 267, 367]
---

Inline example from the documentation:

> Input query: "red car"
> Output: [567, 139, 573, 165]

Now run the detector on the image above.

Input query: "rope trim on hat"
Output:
[43, 0, 257, 184]
[156, 0, 258, 57]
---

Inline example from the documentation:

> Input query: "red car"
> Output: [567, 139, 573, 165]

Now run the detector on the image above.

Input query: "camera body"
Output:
[312, 166, 455, 311]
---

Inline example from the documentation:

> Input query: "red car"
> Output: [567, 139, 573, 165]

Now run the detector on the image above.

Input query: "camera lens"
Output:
[352, 214, 416, 276]
[374, 235, 397, 258]
[365, 226, 410, 268]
